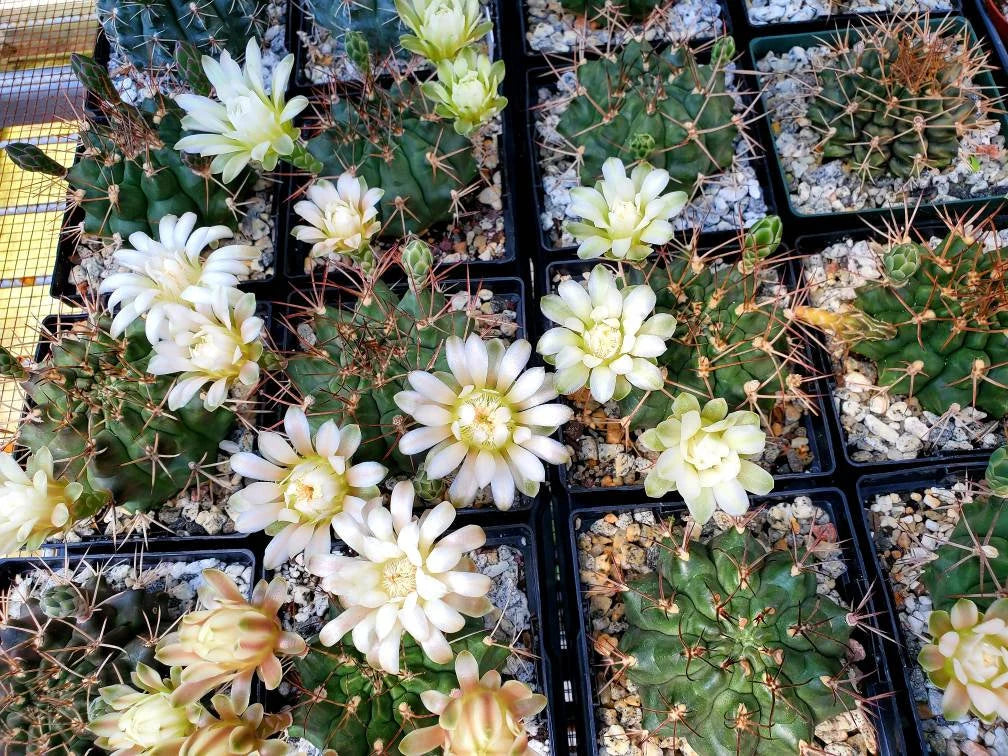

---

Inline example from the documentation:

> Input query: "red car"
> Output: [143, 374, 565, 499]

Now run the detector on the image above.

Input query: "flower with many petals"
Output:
[178, 693, 293, 756]
[89, 664, 204, 755]
[538, 264, 676, 403]
[174, 40, 309, 182]
[639, 392, 773, 523]
[421, 49, 507, 136]
[155, 570, 307, 710]
[99, 213, 257, 343]
[919, 598, 1008, 723]
[565, 157, 687, 262]
[396, 0, 492, 63]
[398, 650, 547, 756]
[309, 481, 492, 674]
[291, 174, 384, 263]
[147, 289, 264, 411]
[395, 334, 572, 510]
[227, 406, 387, 569]
[0, 448, 85, 553]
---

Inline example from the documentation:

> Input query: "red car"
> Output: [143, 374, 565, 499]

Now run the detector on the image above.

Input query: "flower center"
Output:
[609, 199, 641, 236]
[686, 433, 731, 470]
[381, 556, 417, 599]
[454, 77, 487, 111]
[283, 460, 348, 521]
[325, 203, 360, 238]
[583, 321, 622, 360]
[452, 387, 513, 451]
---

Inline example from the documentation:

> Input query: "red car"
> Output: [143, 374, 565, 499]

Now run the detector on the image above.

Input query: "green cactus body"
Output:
[921, 494, 1008, 612]
[307, 84, 478, 237]
[96, 0, 265, 71]
[556, 40, 739, 190]
[306, 0, 405, 66]
[842, 231, 1008, 417]
[285, 271, 470, 479]
[619, 255, 793, 429]
[620, 527, 855, 755]
[0, 577, 169, 753]
[807, 21, 985, 179]
[11, 317, 235, 514]
[987, 446, 1008, 496]
[559, 0, 659, 20]
[291, 625, 507, 752]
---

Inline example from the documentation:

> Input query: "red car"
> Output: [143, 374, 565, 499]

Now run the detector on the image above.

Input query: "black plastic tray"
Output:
[793, 226, 1000, 472]
[854, 461, 992, 756]
[542, 257, 836, 506]
[564, 491, 920, 755]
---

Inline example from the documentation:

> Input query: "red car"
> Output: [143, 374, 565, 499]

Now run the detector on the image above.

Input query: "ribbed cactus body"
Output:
[12, 318, 235, 514]
[0, 578, 169, 753]
[286, 274, 469, 477]
[620, 527, 855, 755]
[291, 626, 506, 752]
[306, 84, 478, 236]
[556, 40, 739, 190]
[306, 0, 404, 62]
[97, 0, 265, 71]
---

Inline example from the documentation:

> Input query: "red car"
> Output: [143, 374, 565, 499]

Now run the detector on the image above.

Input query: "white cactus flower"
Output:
[0, 448, 84, 553]
[309, 481, 493, 674]
[99, 213, 258, 343]
[565, 157, 688, 262]
[639, 392, 774, 523]
[147, 289, 264, 411]
[538, 264, 676, 403]
[227, 406, 388, 569]
[174, 39, 309, 182]
[396, 0, 492, 63]
[421, 49, 507, 136]
[291, 174, 384, 261]
[395, 334, 573, 511]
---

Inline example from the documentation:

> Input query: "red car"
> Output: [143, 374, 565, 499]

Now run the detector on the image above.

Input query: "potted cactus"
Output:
[0, 549, 262, 752]
[531, 36, 772, 256]
[752, 13, 1008, 220]
[522, 0, 726, 56]
[540, 212, 831, 504]
[793, 211, 1008, 465]
[858, 452, 1008, 752]
[568, 491, 906, 755]
[742, 0, 957, 28]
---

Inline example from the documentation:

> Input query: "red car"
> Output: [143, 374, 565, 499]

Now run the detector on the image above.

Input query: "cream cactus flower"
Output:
[398, 650, 547, 756]
[0, 448, 84, 553]
[227, 405, 388, 569]
[89, 664, 203, 755]
[639, 392, 774, 523]
[155, 570, 307, 710]
[538, 264, 677, 402]
[174, 39, 311, 182]
[566, 157, 688, 262]
[919, 598, 1008, 723]
[396, 0, 492, 62]
[178, 693, 293, 756]
[421, 49, 507, 136]
[309, 481, 493, 675]
[100, 213, 258, 343]
[395, 334, 573, 511]
[291, 174, 384, 262]
[147, 289, 264, 411]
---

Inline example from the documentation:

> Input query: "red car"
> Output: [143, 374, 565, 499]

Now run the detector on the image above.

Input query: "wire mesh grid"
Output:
[0, 0, 95, 445]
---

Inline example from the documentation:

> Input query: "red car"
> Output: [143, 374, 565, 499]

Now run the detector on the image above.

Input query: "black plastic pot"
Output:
[793, 227, 999, 472]
[278, 101, 523, 284]
[23, 312, 268, 551]
[565, 490, 921, 755]
[748, 16, 1008, 232]
[855, 461, 990, 756]
[523, 58, 778, 264]
[542, 257, 836, 507]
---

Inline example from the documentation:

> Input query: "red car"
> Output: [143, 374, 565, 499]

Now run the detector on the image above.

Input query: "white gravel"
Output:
[804, 234, 1005, 462]
[525, 0, 723, 55]
[534, 66, 768, 248]
[745, 0, 952, 26]
[756, 42, 1008, 215]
